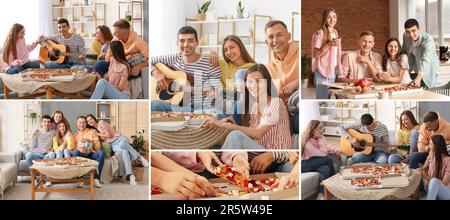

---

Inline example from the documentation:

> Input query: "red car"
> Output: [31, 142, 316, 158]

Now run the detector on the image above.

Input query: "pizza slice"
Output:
[213, 164, 265, 193]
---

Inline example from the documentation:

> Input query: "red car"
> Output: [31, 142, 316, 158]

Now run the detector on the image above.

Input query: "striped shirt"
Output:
[46, 33, 85, 64]
[151, 53, 223, 111]
[337, 121, 390, 151]
[247, 152, 290, 164]
[250, 97, 292, 149]
[30, 129, 55, 154]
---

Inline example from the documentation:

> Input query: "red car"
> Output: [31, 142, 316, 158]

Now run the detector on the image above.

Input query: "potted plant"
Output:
[29, 112, 38, 128]
[131, 129, 147, 181]
[301, 54, 313, 89]
[59, 0, 65, 7]
[236, 0, 245, 19]
[197, 0, 211, 21]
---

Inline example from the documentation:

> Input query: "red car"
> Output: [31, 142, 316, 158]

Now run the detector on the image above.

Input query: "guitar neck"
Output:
[366, 142, 409, 148]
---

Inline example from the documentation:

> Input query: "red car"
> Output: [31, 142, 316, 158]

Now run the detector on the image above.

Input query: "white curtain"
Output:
[149, 0, 185, 56]
[300, 101, 321, 134]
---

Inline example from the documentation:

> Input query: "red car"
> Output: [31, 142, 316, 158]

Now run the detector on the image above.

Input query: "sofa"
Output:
[0, 152, 18, 199]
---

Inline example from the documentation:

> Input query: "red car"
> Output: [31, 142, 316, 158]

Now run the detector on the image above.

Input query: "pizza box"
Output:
[150, 113, 186, 122]
[389, 87, 423, 95]
[151, 121, 187, 131]
[20, 72, 76, 82]
[344, 176, 410, 190]
[339, 164, 410, 180]
[151, 173, 299, 200]
[187, 114, 214, 125]
[322, 82, 353, 89]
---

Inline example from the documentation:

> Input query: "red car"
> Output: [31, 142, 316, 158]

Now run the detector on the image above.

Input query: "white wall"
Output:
[375, 101, 397, 132]
[149, 0, 299, 60]
[0, 103, 25, 153]
[299, 101, 321, 134]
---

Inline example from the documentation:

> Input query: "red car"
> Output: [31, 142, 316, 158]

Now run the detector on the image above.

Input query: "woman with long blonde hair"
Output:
[311, 8, 342, 99]
[2, 23, 43, 74]
[301, 120, 341, 199]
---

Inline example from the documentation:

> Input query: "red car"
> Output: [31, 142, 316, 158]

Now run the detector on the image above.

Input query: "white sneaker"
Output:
[316, 193, 324, 200]
[77, 182, 84, 188]
[94, 179, 102, 188]
[45, 182, 53, 187]
[139, 156, 149, 167]
[129, 175, 137, 186]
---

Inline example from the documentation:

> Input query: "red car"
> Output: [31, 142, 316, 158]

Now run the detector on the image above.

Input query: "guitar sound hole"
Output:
[158, 81, 178, 101]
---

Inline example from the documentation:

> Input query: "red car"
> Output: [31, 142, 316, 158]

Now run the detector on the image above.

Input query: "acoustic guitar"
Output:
[39, 40, 93, 64]
[151, 63, 238, 106]
[340, 129, 410, 157]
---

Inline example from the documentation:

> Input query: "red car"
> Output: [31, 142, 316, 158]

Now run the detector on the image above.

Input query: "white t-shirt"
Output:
[386, 54, 411, 84]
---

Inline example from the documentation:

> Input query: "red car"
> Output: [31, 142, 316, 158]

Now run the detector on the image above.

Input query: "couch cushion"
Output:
[301, 172, 320, 199]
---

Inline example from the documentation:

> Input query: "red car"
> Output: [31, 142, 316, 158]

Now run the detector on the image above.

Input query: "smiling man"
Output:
[340, 31, 382, 83]
[265, 20, 299, 103]
[44, 18, 85, 69]
[337, 113, 390, 164]
[150, 26, 223, 113]
[402, 18, 439, 88]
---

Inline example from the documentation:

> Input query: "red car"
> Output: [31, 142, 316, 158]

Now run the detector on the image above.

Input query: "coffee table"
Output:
[0, 72, 97, 99]
[321, 167, 421, 200]
[29, 157, 99, 200]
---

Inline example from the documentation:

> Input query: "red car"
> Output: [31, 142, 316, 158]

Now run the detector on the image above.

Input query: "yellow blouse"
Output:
[53, 134, 76, 152]
[219, 59, 254, 91]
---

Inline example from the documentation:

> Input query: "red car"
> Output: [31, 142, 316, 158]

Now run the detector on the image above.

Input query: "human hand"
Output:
[197, 151, 223, 174]
[232, 153, 250, 179]
[250, 152, 273, 174]
[208, 51, 219, 68]
[159, 172, 216, 200]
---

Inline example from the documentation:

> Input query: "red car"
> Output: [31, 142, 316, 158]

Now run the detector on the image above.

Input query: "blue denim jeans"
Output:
[6, 61, 40, 74]
[427, 178, 450, 200]
[301, 156, 335, 192]
[25, 151, 56, 166]
[55, 149, 72, 158]
[90, 79, 130, 99]
[221, 130, 264, 150]
[351, 149, 388, 164]
[314, 70, 336, 99]
[111, 135, 139, 176]
[72, 150, 105, 179]
[44, 61, 78, 69]
[94, 60, 110, 77]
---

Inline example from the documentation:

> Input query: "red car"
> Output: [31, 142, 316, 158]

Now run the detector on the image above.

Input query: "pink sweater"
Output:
[424, 154, 450, 187]
[302, 137, 338, 160]
[4, 39, 38, 71]
[107, 58, 131, 96]
[163, 152, 247, 173]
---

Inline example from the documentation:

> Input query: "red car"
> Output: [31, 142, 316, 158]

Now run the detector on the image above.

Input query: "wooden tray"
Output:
[332, 89, 379, 99]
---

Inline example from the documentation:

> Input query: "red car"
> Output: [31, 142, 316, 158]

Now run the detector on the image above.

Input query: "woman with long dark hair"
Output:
[388, 110, 420, 164]
[90, 41, 131, 99]
[378, 37, 411, 84]
[202, 64, 291, 149]
[311, 8, 341, 99]
[422, 135, 450, 200]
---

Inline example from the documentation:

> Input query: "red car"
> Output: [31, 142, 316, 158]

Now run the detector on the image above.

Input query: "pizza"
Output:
[351, 164, 405, 176]
[213, 164, 265, 193]
[151, 112, 186, 122]
[151, 187, 163, 195]
[351, 177, 381, 188]
[33, 157, 89, 167]
[258, 177, 278, 186]
[383, 84, 420, 92]
[25, 69, 85, 75]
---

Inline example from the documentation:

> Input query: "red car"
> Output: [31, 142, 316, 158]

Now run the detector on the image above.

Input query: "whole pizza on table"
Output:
[20, 69, 86, 82]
